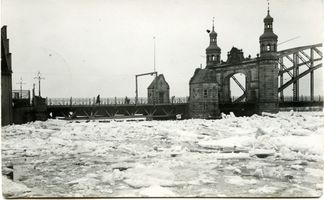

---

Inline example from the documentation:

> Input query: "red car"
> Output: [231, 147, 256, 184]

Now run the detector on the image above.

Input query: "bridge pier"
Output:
[293, 52, 299, 101]
[310, 48, 314, 101]
[279, 57, 284, 102]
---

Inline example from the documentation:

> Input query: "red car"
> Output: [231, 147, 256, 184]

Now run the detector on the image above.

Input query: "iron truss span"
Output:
[47, 103, 189, 120]
[277, 43, 322, 102]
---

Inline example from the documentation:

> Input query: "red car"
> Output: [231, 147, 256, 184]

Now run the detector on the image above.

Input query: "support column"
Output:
[279, 57, 284, 102]
[310, 48, 314, 101]
[293, 53, 299, 101]
[135, 75, 138, 105]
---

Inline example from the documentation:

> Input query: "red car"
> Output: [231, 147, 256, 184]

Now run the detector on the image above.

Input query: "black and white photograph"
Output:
[1, 0, 323, 198]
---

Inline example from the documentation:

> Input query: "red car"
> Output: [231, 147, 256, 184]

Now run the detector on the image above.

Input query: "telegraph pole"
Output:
[153, 36, 156, 72]
[34, 71, 45, 97]
[16, 77, 26, 99]
[153, 36, 157, 104]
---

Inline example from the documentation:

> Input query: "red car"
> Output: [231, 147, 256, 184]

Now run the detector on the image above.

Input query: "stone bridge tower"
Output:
[189, 6, 279, 118]
[206, 19, 221, 68]
[257, 6, 279, 113]
[1, 26, 13, 126]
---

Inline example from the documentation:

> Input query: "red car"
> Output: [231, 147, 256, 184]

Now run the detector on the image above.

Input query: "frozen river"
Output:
[2, 111, 323, 197]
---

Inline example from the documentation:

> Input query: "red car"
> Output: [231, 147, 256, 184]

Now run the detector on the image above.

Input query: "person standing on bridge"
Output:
[124, 96, 130, 104]
[96, 94, 100, 105]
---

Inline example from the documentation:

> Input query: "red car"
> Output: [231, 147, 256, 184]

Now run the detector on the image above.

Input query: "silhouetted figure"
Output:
[96, 95, 100, 105]
[124, 96, 130, 104]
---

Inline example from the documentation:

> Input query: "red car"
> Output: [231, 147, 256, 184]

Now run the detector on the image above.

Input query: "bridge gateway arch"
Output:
[188, 7, 323, 119]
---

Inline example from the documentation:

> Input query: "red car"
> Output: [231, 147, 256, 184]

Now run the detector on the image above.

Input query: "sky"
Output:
[2, 0, 324, 98]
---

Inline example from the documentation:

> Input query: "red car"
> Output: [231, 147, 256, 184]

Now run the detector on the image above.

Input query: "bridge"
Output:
[46, 97, 189, 120]
[44, 43, 322, 120]
[277, 43, 322, 102]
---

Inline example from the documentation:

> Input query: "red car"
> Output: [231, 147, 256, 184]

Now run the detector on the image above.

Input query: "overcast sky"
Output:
[2, 0, 324, 98]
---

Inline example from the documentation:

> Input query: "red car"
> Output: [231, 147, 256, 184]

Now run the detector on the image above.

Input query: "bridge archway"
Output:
[220, 69, 254, 103]
[228, 73, 246, 102]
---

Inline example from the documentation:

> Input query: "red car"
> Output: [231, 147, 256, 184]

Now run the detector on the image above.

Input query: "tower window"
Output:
[212, 55, 215, 61]
[267, 44, 271, 51]
[204, 89, 208, 98]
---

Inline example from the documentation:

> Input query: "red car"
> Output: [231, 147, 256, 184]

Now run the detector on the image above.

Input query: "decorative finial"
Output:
[212, 17, 215, 31]
[267, 0, 270, 14]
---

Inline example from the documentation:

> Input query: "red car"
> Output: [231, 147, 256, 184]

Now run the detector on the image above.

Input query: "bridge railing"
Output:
[229, 95, 323, 103]
[280, 95, 323, 102]
[46, 97, 189, 106]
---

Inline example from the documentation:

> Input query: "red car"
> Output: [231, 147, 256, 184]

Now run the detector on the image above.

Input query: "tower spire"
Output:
[206, 17, 221, 67]
[212, 17, 215, 31]
[259, 0, 278, 57]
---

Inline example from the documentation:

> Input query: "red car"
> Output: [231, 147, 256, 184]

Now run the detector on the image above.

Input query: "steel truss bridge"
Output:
[47, 103, 188, 120]
[47, 43, 323, 120]
[231, 43, 323, 105]
[277, 43, 322, 102]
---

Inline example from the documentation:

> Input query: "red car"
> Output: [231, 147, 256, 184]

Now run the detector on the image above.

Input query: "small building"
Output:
[147, 74, 170, 104]
[1, 25, 13, 126]
[189, 68, 220, 118]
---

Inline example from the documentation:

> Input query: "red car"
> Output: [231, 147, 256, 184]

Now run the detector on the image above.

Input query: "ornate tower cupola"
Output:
[206, 18, 221, 68]
[259, 2, 278, 58]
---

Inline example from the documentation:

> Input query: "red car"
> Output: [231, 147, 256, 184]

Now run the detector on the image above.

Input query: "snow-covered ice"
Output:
[1, 111, 323, 197]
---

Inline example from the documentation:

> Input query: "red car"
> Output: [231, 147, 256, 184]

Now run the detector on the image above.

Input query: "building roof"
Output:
[259, 31, 278, 40]
[189, 68, 218, 85]
[206, 44, 221, 51]
[147, 74, 170, 89]
[264, 11, 273, 22]
[260, 10, 278, 40]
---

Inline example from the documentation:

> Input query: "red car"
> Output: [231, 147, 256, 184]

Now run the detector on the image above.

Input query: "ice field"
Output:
[2, 111, 323, 197]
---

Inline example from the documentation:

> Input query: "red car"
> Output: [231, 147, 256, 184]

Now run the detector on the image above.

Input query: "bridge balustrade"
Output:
[46, 97, 189, 106]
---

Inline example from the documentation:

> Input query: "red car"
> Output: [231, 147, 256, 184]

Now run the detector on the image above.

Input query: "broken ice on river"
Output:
[2, 111, 323, 197]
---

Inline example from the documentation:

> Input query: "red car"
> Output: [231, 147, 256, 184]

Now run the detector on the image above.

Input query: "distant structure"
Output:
[1, 25, 13, 126]
[147, 74, 170, 104]
[189, 6, 279, 118]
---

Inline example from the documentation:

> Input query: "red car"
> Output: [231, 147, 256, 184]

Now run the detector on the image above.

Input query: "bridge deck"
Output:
[47, 103, 189, 120]
[47, 100, 323, 120]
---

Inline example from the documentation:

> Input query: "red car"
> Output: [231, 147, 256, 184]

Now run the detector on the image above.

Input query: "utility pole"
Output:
[153, 36, 157, 104]
[135, 72, 157, 105]
[32, 83, 36, 97]
[34, 71, 45, 97]
[16, 77, 26, 99]
[153, 36, 156, 72]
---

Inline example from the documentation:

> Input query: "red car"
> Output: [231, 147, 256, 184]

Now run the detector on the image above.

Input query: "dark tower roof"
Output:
[259, 7, 278, 41]
[264, 10, 273, 22]
[206, 25, 221, 51]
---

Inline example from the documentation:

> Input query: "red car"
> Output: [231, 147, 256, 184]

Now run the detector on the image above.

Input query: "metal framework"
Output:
[231, 75, 246, 103]
[277, 43, 322, 101]
[135, 72, 157, 105]
[47, 103, 188, 120]
[231, 43, 322, 103]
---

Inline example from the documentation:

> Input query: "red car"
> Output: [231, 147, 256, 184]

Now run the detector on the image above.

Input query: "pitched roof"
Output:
[189, 68, 218, 85]
[147, 74, 170, 89]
